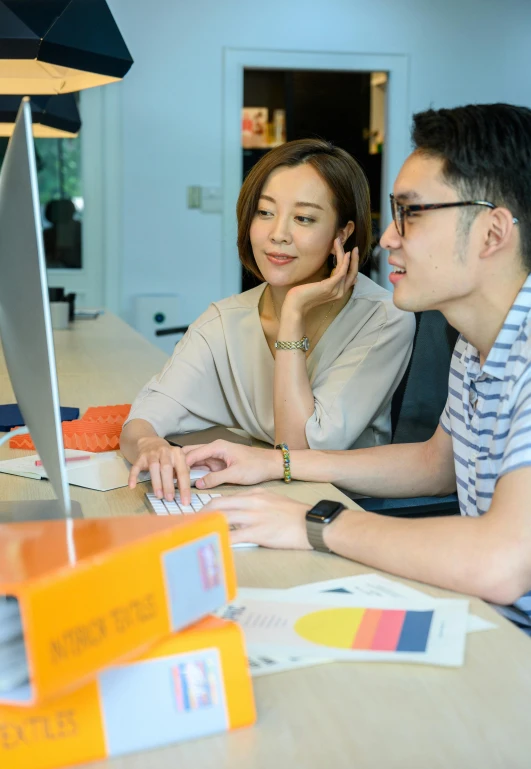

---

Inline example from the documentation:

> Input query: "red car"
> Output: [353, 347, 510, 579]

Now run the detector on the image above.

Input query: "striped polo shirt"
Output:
[440, 273, 531, 615]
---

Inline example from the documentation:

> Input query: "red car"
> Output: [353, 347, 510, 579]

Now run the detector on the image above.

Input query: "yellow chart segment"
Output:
[294, 608, 366, 648]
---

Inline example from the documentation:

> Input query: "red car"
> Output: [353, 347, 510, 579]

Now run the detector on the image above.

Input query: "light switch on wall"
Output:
[187, 186, 201, 208]
[187, 186, 223, 213]
[200, 186, 223, 214]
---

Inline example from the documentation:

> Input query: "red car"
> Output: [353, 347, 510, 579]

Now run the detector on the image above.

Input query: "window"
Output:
[0, 129, 83, 270]
[38, 135, 83, 270]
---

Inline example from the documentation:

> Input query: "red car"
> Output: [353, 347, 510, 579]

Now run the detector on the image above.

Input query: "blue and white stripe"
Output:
[440, 273, 531, 615]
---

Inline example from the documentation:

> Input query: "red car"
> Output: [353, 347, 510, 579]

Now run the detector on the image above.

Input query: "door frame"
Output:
[222, 48, 410, 297]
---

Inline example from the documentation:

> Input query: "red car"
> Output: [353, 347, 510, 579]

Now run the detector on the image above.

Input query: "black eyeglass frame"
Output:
[389, 193, 519, 237]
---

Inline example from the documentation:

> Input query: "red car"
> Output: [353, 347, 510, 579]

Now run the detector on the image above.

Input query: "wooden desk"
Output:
[1, 313, 531, 769]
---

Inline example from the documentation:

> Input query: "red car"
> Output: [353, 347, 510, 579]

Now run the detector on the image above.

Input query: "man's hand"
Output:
[182, 440, 283, 489]
[201, 488, 312, 550]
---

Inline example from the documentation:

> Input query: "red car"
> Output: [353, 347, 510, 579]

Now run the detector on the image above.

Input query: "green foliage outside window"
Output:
[0, 134, 83, 269]
[0, 135, 82, 205]
[35, 137, 82, 204]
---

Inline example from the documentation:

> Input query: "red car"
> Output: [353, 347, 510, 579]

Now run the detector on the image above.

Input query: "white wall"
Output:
[105, 0, 531, 327]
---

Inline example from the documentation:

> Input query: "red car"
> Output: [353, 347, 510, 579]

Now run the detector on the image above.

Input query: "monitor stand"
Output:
[0, 500, 83, 523]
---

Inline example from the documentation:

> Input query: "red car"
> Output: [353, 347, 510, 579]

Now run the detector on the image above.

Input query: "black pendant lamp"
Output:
[0, 0, 133, 95]
[0, 93, 81, 137]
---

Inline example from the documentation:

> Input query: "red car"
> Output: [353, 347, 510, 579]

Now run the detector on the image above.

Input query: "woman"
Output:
[121, 139, 415, 498]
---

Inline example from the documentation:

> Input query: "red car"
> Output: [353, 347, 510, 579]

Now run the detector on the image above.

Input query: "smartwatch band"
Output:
[306, 501, 346, 553]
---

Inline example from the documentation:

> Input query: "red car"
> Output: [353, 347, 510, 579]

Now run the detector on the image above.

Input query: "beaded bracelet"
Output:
[275, 442, 292, 483]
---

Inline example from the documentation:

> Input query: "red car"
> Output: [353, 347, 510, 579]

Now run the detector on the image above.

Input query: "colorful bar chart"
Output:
[294, 607, 434, 653]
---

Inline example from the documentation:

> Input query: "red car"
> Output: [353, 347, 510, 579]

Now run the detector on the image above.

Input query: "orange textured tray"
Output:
[9, 404, 132, 451]
[10, 419, 124, 451]
[82, 404, 131, 423]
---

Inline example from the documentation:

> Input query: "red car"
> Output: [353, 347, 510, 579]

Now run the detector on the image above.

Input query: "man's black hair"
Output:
[412, 103, 531, 271]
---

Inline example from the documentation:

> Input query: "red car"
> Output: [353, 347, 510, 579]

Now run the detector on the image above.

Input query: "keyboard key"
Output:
[146, 494, 169, 515]
[144, 492, 258, 547]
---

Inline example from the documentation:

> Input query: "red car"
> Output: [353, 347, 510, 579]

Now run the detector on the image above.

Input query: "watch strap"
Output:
[274, 336, 309, 351]
[306, 518, 332, 552]
[306, 503, 345, 553]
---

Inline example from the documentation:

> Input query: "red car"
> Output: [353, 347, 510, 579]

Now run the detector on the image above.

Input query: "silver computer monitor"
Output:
[0, 98, 81, 522]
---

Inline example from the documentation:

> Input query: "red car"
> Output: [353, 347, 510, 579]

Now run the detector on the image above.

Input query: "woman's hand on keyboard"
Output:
[128, 436, 192, 504]
[182, 440, 283, 489]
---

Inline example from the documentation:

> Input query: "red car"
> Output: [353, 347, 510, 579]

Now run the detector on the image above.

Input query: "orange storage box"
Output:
[0, 514, 236, 706]
[0, 616, 256, 769]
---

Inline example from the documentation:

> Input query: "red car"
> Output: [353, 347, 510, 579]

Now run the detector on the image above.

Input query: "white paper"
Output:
[0, 450, 149, 491]
[247, 653, 330, 677]
[288, 573, 497, 634]
[223, 588, 469, 667]
[245, 572, 496, 677]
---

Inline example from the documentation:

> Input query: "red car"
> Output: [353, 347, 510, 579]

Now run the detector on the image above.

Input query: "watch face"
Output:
[306, 500, 344, 524]
[301, 336, 310, 351]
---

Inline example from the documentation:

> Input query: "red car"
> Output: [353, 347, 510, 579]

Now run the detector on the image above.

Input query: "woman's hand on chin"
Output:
[283, 238, 358, 317]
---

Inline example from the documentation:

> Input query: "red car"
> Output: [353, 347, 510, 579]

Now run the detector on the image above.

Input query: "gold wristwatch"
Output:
[274, 336, 310, 352]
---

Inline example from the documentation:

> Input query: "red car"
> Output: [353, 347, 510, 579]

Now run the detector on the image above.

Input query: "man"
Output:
[140, 104, 531, 616]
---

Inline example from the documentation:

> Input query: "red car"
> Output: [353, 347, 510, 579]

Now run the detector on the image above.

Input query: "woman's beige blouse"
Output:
[126, 275, 416, 450]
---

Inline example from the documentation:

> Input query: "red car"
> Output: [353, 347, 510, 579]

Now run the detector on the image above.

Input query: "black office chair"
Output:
[390, 310, 458, 443]
[355, 310, 461, 518]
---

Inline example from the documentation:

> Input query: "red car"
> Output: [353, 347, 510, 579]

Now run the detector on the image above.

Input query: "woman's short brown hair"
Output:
[237, 138, 372, 281]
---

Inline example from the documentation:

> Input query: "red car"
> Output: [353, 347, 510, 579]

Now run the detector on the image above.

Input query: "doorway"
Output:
[241, 68, 387, 291]
[222, 49, 409, 299]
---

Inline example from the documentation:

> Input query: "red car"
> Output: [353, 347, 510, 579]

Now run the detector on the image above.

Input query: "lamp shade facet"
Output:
[0, 94, 81, 137]
[0, 0, 133, 94]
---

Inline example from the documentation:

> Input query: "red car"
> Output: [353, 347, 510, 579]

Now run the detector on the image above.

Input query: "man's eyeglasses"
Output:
[390, 193, 519, 237]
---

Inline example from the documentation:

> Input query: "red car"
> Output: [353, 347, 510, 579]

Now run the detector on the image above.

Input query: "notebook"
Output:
[0, 450, 149, 491]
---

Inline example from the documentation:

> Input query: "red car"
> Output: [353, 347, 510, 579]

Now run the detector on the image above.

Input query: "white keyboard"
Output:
[145, 491, 257, 548]
[146, 490, 222, 516]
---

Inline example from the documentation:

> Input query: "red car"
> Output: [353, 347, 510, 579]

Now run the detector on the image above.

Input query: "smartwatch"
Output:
[305, 500, 346, 553]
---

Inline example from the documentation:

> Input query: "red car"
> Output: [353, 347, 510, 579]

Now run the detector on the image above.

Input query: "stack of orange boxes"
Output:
[0, 514, 256, 769]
